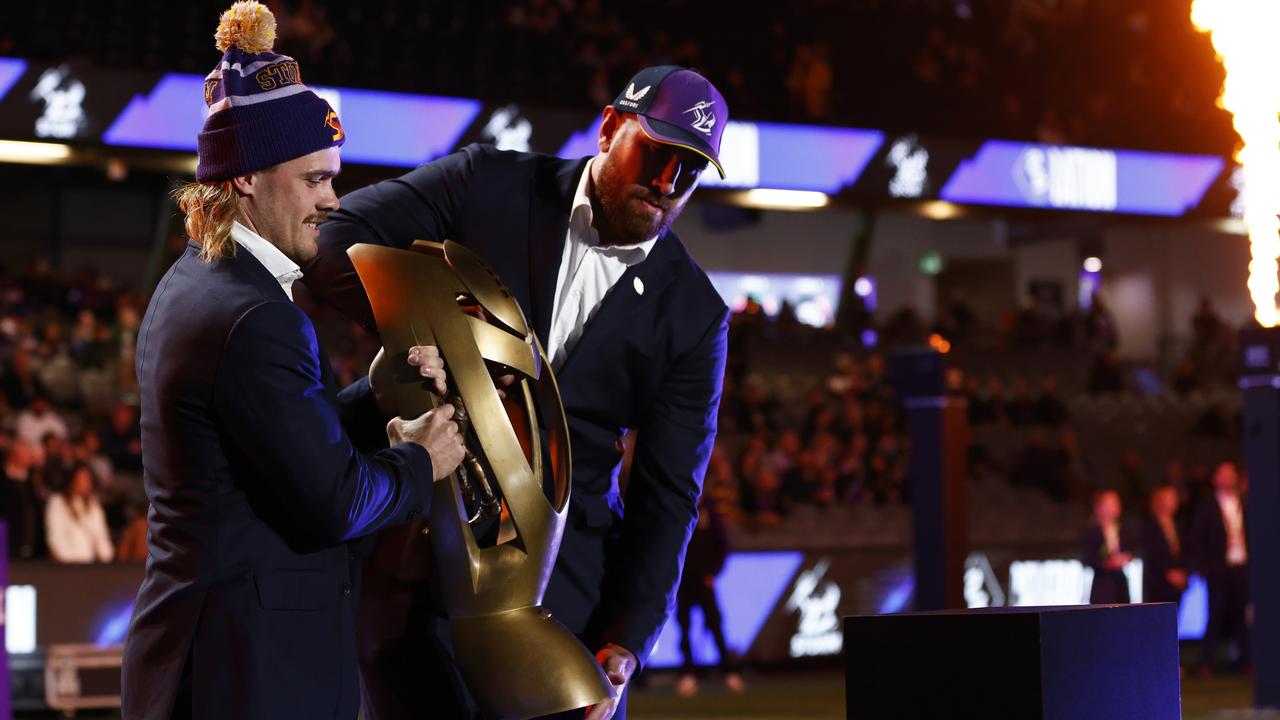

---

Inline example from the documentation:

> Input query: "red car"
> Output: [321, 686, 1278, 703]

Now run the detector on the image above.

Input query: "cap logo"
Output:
[618, 83, 650, 109]
[325, 109, 344, 142]
[684, 100, 716, 135]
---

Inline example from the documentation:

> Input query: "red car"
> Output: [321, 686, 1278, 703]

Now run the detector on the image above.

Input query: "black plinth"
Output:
[1242, 326, 1280, 706]
[844, 604, 1180, 720]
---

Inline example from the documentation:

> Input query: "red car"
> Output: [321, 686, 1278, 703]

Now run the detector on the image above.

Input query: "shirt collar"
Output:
[230, 221, 304, 300]
[573, 157, 660, 264]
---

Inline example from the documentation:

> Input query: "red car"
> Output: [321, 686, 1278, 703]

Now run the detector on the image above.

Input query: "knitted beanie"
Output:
[195, 1, 345, 182]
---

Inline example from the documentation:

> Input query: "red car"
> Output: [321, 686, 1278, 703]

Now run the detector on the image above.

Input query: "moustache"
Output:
[633, 192, 673, 213]
[303, 214, 329, 225]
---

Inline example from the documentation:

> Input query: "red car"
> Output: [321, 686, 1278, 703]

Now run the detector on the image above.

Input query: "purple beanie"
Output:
[195, 1, 345, 182]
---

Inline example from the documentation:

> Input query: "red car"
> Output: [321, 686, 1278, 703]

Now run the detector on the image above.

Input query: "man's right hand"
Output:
[386, 404, 466, 481]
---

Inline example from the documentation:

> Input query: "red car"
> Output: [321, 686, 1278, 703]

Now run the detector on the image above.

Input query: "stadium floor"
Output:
[629, 670, 1260, 720]
[8, 670, 1260, 718]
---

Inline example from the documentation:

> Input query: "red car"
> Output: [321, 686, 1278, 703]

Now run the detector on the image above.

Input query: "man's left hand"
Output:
[585, 644, 637, 720]
[370, 345, 447, 413]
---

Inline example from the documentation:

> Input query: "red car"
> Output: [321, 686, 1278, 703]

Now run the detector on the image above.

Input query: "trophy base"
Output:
[451, 605, 615, 720]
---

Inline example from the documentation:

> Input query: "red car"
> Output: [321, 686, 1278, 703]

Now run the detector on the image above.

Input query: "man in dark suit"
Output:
[306, 65, 730, 720]
[1081, 489, 1132, 604]
[1189, 461, 1250, 675]
[1142, 484, 1187, 605]
[120, 4, 465, 718]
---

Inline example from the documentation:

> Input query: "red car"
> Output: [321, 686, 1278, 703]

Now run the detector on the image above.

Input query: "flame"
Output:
[1191, 0, 1280, 327]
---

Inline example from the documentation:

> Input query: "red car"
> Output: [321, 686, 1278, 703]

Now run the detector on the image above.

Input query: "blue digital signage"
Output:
[940, 140, 1225, 217]
[0, 58, 26, 103]
[0, 56, 1235, 218]
[103, 72, 482, 168]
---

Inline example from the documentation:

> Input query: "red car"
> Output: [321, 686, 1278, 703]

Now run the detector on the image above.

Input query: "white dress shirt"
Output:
[546, 158, 657, 368]
[1217, 491, 1248, 567]
[230, 221, 304, 301]
[45, 494, 114, 563]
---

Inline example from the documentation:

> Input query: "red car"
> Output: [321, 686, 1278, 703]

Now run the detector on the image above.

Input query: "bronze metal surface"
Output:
[348, 240, 613, 719]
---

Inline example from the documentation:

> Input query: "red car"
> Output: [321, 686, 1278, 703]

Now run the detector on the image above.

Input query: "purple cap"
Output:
[611, 66, 728, 179]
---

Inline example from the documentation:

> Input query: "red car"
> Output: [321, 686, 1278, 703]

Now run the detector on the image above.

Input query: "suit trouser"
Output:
[1201, 564, 1251, 671]
[677, 583, 732, 674]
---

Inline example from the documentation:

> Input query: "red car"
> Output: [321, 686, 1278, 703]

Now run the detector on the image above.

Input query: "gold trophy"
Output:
[348, 240, 614, 720]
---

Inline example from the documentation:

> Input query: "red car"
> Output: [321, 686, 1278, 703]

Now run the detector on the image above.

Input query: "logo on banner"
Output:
[30, 65, 87, 139]
[963, 552, 1006, 608]
[1014, 146, 1118, 212]
[786, 558, 843, 658]
[886, 134, 930, 198]
[481, 105, 533, 152]
[684, 100, 716, 135]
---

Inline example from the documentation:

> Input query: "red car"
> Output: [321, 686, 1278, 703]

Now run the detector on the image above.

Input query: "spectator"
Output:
[1, 439, 45, 559]
[100, 402, 143, 473]
[1005, 379, 1035, 426]
[1010, 428, 1070, 502]
[1084, 293, 1119, 357]
[45, 462, 114, 563]
[1115, 449, 1149, 509]
[1081, 489, 1132, 604]
[674, 496, 744, 697]
[1143, 484, 1187, 606]
[1189, 461, 1250, 676]
[1, 348, 42, 409]
[40, 431, 75, 495]
[15, 394, 67, 450]
[1032, 375, 1069, 427]
[116, 501, 149, 562]
[1087, 351, 1126, 394]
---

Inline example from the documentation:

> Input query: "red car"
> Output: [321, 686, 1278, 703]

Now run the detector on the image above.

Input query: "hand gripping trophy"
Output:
[348, 240, 614, 719]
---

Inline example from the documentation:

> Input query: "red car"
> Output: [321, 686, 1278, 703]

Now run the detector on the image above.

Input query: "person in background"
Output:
[115, 500, 149, 562]
[1142, 484, 1187, 605]
[1081, 489, 1132, 604]
[1189, 461, 1250, 676]
[674, 495, 744, 697]
[2, 438, 45, 559]
[45, 463, 113, 563]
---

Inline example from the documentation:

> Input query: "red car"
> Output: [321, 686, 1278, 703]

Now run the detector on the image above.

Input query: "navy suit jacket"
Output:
[306, 143, 729, 663]
[1141, 515, 1185, 604]
[1081, 524, 1131, 604]
[1189, 495, 1246, 579]
[121, 241, 436, 719]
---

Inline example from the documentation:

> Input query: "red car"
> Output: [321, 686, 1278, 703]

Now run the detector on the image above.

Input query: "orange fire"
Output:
[1192, 0, 1280, 327]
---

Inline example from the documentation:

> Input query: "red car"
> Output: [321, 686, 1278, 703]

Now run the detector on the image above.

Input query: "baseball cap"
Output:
[611, 66, 728, 179]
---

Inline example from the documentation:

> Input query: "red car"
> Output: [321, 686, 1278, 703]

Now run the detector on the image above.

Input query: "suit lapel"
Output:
[528, 156, 590, 345]
[555, 232, 680, 377]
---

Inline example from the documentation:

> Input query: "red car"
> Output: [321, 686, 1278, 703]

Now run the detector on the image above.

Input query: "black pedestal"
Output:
[844, 604, 1180, 719]
[1241, 327, 1280, 706]
[890, 348, 967, 610]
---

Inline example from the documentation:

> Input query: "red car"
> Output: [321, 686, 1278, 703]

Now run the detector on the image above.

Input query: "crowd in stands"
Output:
[0, 259, 148, 564]
[1, 0, 1233, 155]
[0, 249, 1246, 563]
[707, 287, 1242, 535]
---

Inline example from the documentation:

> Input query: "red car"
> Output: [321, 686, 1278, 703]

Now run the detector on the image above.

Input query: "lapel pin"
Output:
[633, 276, 645, 296]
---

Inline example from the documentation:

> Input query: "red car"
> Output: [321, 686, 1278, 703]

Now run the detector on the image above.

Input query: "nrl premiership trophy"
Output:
[348, 240, 614, 719]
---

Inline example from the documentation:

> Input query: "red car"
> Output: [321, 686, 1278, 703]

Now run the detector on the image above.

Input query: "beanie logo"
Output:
[203, 76, 219, 106]
[325, 110, 344, 142]
[256, 60, 302, 90]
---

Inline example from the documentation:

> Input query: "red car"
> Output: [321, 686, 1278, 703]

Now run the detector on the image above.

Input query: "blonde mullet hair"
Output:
[173, 180, 240, 262]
